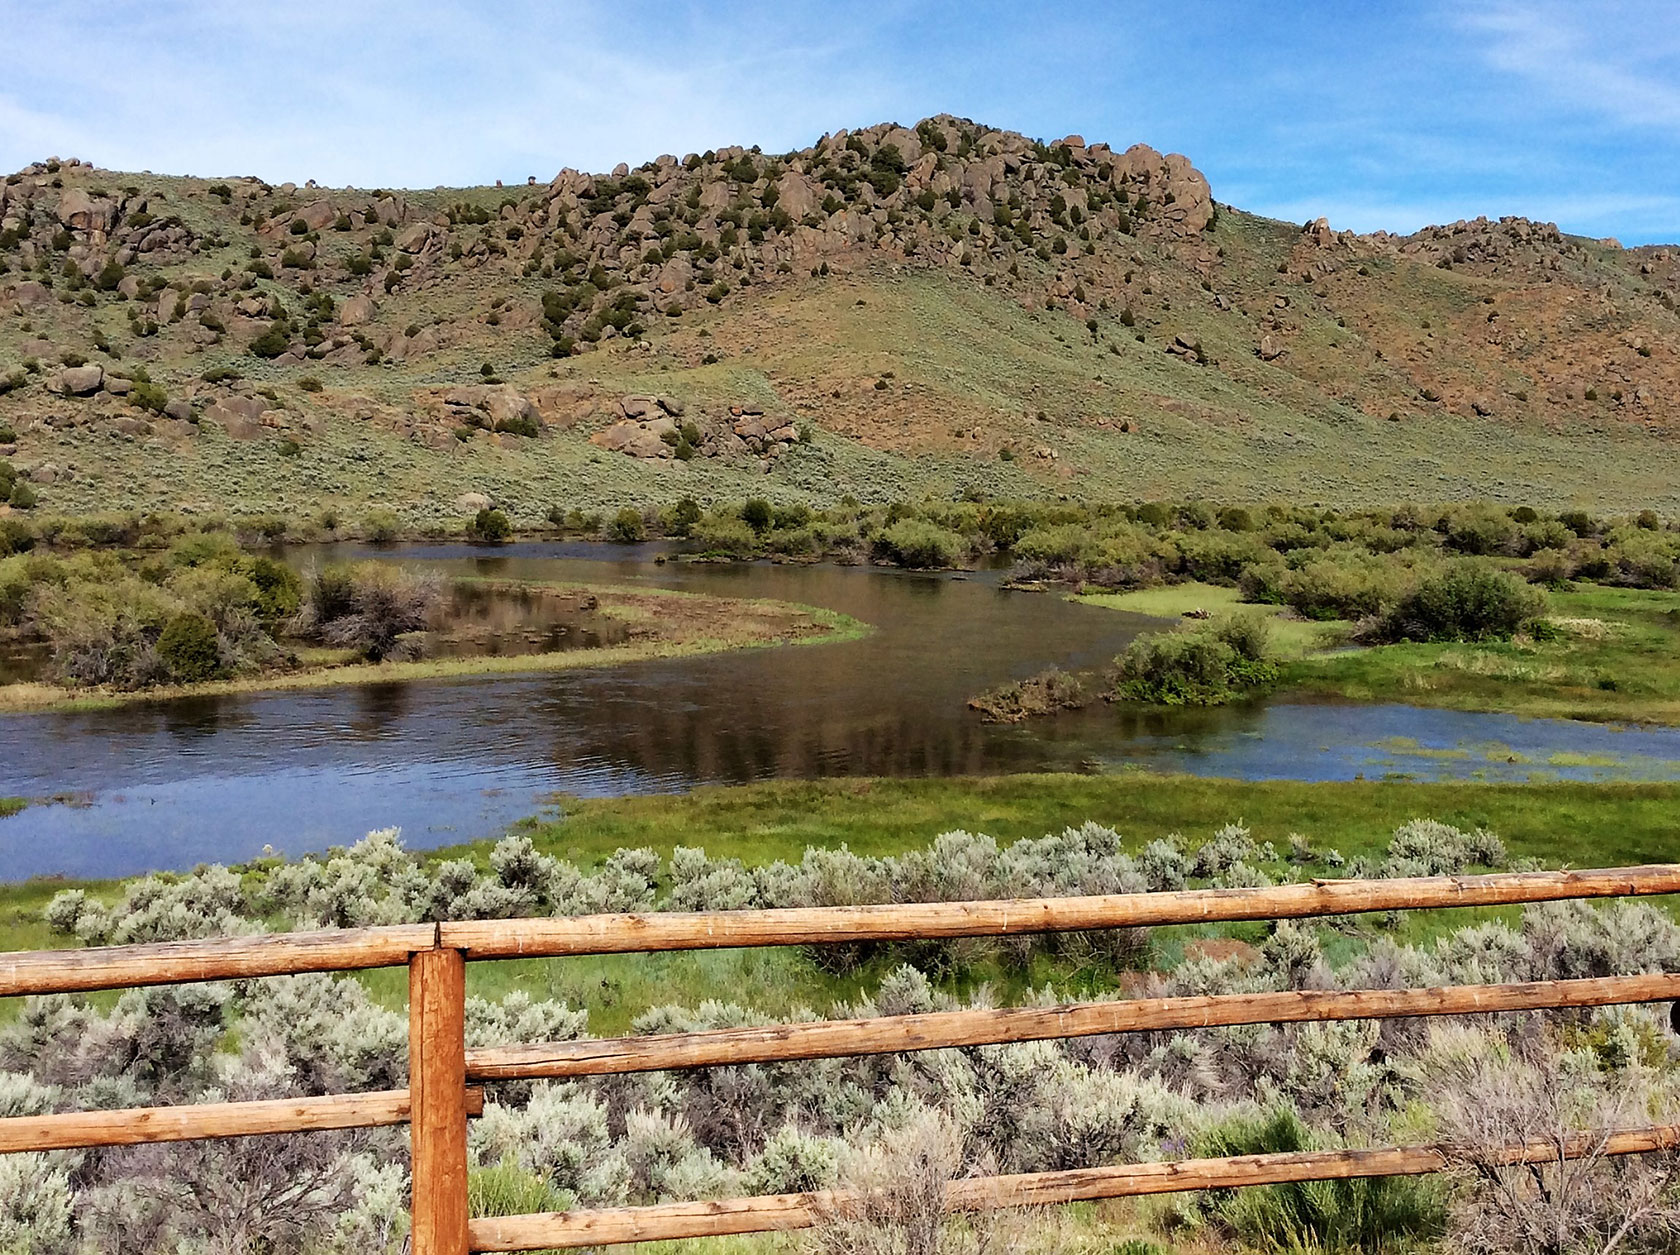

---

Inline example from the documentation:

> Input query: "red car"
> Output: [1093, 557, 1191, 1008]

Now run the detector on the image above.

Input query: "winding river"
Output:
[5, 541, 1680, 880]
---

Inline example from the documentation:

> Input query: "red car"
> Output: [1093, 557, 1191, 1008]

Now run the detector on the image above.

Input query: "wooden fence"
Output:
[4, 864, 1680, 1253]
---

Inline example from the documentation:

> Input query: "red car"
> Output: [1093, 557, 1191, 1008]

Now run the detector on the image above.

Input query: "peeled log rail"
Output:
[0, 1087, 482, 1154]
[6, 868, 1679, 999]
[467, 1124, 1680, 1251]
[467, 972, 1680, 1080]
[441, 866, 1680, 960]
[0, 924, 437, 997]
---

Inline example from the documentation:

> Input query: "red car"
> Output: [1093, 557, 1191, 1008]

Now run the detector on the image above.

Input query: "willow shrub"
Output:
[1113, 615, 1278, 706]
[1372, 561, 1546, 643]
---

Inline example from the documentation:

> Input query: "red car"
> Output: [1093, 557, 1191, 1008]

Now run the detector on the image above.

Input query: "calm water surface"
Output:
[5, 542, 1680, 879]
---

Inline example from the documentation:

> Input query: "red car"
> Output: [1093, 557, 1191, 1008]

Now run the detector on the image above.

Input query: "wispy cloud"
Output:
[1459, 0, 1680, 128]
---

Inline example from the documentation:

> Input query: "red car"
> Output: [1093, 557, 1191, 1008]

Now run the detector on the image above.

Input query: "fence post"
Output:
[410, 946, 469, 1255]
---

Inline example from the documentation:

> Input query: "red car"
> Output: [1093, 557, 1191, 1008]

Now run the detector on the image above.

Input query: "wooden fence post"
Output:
[410, 946, 469, 1255]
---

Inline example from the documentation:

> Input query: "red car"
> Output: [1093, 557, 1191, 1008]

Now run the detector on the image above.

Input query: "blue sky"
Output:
[2, 1, 1677, 242]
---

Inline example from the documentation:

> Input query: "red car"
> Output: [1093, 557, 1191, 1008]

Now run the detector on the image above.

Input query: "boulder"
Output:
[201, 397, 267, 439]
[339, 294, 377, 326]
[296, 200, 337, 231]
[591, 419, 673, 459]
[56, 187, 114, 233]
[9, 281, 51, 310]
[1258, 334, 1284, 361]
[483, 386, 539, 428]
[103, 375, 133, 396]
[395, 223, 433, 253]
[56, 364, 104, 395]
[162, 399, 193, 422]
[592, 421, 643, 453]
[454, 492, 492, 513]
[620, 395, 656, 419]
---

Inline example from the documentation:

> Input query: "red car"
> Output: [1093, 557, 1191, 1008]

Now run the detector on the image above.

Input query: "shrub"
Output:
[1195, 1107, 1446, 1251]
[249, 324, 291, 358]
[968, 668, 1086, 723]
[128, 381, 170, 414]
[692, 515, 759, 557]
[468, 508, 513, 543]
[1114, 616, 1278, 706]
[293, 563, 441, 660]
[873, 519, 965, 568]
[245, 556, 302, 620]
[157, 611, 225, 683]
[362, 510, 401, 545]
[732, 499, 772, 534]
[1279, 551, 1403, 621]
[606, 508, 646, 543]
[1373, 562, 1546, 642]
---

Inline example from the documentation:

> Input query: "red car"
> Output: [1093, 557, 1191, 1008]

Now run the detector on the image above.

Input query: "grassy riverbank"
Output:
[1075, 581, 1348, 658]
[1283, 583, 1680, 724]
[1080, 580, 1680, 725]
[0, 583, 867, 714]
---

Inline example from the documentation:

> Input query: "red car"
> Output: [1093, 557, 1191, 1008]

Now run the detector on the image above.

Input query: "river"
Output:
[5, 541, 1680, 880]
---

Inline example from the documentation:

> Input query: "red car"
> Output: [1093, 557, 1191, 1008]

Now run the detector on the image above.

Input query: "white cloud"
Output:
[1460, 0, 1680, 129]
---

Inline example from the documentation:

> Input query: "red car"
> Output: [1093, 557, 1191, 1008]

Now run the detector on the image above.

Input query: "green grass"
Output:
[1283, 584, 1680, 724]
[1075, 582, 1348, 659]
[0, 798, 26, 819]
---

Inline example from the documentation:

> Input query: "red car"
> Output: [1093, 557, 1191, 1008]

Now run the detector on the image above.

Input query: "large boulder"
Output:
[483, 386, 539, 429]
[339, 294, 377, 326]
[56, 187, 114, 234]
[591, 420, 672, 459]
[296, 200, 337, 231]
[395, 223, 434, 253]
[201, 395, 269, 439]
[56, 364, 104, 396]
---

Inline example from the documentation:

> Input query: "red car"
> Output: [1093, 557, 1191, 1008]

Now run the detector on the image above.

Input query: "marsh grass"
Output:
[1283, 585, 1680, 723]
[1075, 583, 1346, 660]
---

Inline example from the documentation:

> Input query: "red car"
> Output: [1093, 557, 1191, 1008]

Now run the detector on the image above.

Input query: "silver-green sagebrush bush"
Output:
[22, 818, 1680, 1252]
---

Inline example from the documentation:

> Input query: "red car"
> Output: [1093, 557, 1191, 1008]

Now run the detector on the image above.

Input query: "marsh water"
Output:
[6, 541, 1680, 880]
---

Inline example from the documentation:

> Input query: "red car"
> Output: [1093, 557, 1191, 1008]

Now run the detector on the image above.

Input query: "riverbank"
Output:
[0, 582, 868, 714]
[1078, 580, 1680, 726]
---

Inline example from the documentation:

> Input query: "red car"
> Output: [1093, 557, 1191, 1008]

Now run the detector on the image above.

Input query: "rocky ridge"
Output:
[1, 115, 1679, 512]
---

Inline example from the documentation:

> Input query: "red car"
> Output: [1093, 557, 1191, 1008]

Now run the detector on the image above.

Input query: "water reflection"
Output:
[5, 543, 1680, 880]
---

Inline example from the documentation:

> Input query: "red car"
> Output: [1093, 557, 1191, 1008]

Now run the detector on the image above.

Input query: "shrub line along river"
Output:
[5, 541, 1680, 881]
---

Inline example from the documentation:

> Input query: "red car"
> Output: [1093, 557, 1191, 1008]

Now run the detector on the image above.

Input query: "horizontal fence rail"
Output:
[6, 865, 1680, 998]
[466, 1124, 1680, 1251]
[0, 923, 437, 997]
[0, 1089, 485, 1154]
[436, 864, 1680, 959]
[2, 862, 1679, 1255]
[464, 972, 1680, 1080]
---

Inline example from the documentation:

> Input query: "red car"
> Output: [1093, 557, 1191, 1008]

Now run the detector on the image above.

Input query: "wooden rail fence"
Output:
[2, 864, 1680, 1253]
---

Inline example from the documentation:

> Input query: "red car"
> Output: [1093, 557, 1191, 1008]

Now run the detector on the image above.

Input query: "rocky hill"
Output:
[3, 114, 1679, 521]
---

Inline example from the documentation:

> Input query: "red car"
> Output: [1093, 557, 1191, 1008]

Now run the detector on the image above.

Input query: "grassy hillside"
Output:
[3, 115, 1678, 524]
